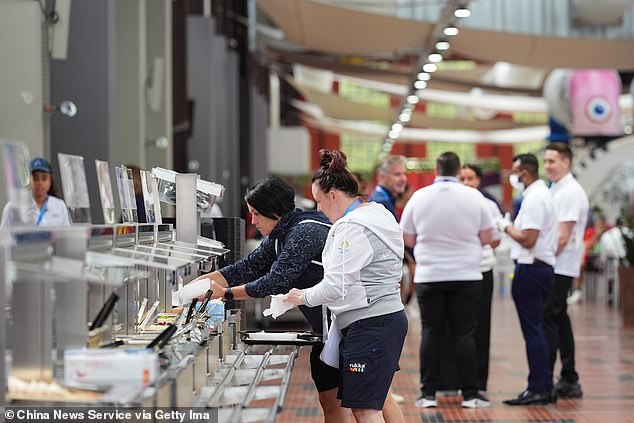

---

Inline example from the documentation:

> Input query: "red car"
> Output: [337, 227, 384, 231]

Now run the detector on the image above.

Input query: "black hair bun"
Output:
[319, 149, 348, 171]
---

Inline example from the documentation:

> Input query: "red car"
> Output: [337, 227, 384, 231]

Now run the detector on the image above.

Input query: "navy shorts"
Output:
[338, 310, 408, 410]
[310, 343, 340, 392]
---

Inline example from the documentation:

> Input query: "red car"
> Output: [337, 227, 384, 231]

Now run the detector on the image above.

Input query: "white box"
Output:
[64, 349, 159, 388]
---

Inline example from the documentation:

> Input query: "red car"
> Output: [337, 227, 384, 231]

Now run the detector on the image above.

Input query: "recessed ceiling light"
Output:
[417, 72, 431, 81]
[443, 26, 459, 36]
[454, 7, 471, 18]
[414, 80, 427, 90]
[428, 53, 443, 63]
[422, 63, 438, 73]
[435, 40, 450, 51]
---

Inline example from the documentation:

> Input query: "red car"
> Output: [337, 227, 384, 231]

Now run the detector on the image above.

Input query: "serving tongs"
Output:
[193, 289, 213, 321]
[169, 291, 210, 346]
[185, 298, 199, 325]
[87, 292, 120, 347]
[89, 292, 120, 331]
[146, 324, 178, 350]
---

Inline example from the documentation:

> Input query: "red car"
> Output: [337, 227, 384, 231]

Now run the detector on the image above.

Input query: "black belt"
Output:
[514, 259, 552, 268]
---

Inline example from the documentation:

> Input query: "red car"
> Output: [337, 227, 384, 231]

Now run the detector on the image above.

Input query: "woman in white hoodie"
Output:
[286, 149, 408, 423]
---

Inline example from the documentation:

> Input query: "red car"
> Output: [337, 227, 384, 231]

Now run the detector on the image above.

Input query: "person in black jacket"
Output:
[191, 177, 344, 420]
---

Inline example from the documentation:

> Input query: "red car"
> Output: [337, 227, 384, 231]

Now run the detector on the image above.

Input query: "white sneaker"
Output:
[461, 394, 491, 409]
[415, 396, 438, 408]
[391, 392, 405, 403]
[567, 289, 582, 305]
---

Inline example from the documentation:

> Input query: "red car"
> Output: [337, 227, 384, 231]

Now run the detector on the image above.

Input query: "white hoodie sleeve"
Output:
[302, 221, 373, 308]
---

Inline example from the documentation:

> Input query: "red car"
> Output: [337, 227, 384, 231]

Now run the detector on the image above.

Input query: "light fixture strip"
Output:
[378, 0, 471, 160]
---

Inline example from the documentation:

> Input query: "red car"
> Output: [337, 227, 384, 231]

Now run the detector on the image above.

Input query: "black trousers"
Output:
[476, 270, 494, 391]
[544, 273, 579, 383]
[416, 280, 481, 399]
[437, 271, 493, 391]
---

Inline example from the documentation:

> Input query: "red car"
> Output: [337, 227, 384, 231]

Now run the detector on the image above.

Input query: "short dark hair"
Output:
[245, 176, 295, 220]
[436, 152, 461, 176]
[545, 142, 573, 163]
[512, 153, 539, 177]
[462, 163, 483, 179]
[312, 149, 358, 197]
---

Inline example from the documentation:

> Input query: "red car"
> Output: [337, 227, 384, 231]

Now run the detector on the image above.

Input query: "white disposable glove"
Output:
[263, 294, 295, 319]
[174, 278, 210, 306]
[496, 215, 511, 233]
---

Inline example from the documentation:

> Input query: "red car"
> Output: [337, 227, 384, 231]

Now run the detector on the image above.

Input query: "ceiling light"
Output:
[422, 63, 438, 73]
[406, 95, 420, 104]
[388, 130, 400, 138]
[391, 122, 403, 131]
[443, 26, 459, 36]
[428, 53, 443, 63]
[414, 80, 427, 90]
[417, 72, 431, 81]
[454, 7, 471, 18]
[435, 40, 450, 51]
[398, 112, 411, 122]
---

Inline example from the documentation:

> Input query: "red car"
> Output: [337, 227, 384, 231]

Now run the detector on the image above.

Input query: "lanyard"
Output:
[374, 185, 390, 200]
[343, 199, 362, 217]
[36, 197, 48, 226]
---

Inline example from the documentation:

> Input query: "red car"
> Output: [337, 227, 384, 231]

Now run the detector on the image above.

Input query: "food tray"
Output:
[240, 331, 322, 346]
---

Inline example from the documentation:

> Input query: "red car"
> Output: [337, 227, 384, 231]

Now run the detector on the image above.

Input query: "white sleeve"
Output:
[488, 200, 503, 241]
[518, 196, 545, 231]
[399, 195, 417, 236]
[303, 222, 373, 307]
[556, 189, 581, 223]
[479, 196, 494, 231]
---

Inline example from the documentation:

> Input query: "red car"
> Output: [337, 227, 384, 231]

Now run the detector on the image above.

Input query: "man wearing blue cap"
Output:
[1, 157, 71, 227]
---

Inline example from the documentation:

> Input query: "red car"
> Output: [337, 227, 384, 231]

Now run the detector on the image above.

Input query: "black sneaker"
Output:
[555, 380, 583, 398]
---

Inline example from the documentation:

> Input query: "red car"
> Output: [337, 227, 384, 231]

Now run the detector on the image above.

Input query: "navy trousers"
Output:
[511, 263, 555, 394]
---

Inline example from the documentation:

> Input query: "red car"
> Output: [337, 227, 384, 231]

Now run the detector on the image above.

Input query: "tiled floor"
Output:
[277, 297, 634, 423]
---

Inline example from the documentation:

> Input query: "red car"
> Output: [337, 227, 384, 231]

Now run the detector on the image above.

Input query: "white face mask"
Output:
[509, 174, 525, 192]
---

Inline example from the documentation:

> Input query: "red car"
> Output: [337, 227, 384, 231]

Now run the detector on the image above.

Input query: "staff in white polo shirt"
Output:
[400, 152, 494, 410]
[0, 157, 71, 228]
[543, 142, 588, 399]
[499, 153, 558, 406]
